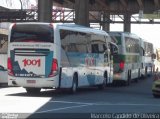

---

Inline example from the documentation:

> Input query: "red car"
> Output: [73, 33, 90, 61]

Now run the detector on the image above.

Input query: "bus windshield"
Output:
[11, 24, 54, 43]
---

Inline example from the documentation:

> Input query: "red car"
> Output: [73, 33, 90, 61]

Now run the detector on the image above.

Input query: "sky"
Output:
[131, 24, 160, 49]
[110, 24, 160, 49]
[0, 0, 160, 49]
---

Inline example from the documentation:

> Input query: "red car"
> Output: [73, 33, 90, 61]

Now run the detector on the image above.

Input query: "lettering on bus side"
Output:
[85, 56, 95, 66]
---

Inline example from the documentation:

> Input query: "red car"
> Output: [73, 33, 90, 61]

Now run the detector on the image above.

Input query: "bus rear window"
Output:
[11, 24, 54, 43]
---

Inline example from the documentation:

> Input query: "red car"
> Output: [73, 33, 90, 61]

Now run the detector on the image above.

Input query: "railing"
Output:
[0, 8, 160, 24]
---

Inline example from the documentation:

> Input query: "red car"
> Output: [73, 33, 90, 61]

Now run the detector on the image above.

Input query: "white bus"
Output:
[8, 23, 115, 94]
[108, 32, 142, 86]
[140, 40, 154, 77]
[0, 24, 8, 86]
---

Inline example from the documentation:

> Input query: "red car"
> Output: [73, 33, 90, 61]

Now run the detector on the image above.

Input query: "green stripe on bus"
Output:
[115, 36, 121, 45]
[113, 54, 140, 63]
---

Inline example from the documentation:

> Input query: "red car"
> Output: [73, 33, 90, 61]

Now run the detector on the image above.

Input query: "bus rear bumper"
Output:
[8, 76, 59, 88]
[113, 72, 126, 81]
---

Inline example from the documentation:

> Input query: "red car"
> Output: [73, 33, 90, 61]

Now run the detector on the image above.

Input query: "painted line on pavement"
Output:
[49, 100, 160, 107]
[36, 104, 92, 113]
[49, 100, 93, 105]
[36, 100, 160, 113]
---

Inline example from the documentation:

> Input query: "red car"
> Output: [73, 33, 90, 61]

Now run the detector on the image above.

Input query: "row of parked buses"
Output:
[0, 22, 154, 94]
[109, 32, 154, 86]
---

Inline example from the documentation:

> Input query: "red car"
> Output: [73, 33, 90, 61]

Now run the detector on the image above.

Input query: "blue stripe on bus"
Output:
[87, 75, 96, 85]
[45, 51, 53, 77]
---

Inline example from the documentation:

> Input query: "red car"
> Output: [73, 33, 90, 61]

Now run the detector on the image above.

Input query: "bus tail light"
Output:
[119, 61, 124, 70]
[8, 58, 14, 76]
[12, 23, 16, 29]
[49, 58, 58, 77]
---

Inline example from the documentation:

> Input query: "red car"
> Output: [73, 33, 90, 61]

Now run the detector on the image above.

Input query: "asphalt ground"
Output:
[0, 76, 160, 119]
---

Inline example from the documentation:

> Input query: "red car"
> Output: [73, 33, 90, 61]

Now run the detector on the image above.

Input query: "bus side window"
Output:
[103, 44, 107, 51]
[110, 43, 118, 55]
[140, 47, 145, 56]
[91, 44, 99, 53]
[99, 43, 106, 53]
[67, 43, 78, 52]
[91, 43, 106, 54]
[61, 47, 70, 67]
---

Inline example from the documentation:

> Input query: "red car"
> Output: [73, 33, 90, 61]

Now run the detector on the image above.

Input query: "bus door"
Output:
[109, 42, 118, 82]
[91, 43, 106, 84]
[84, 43, 96, 86]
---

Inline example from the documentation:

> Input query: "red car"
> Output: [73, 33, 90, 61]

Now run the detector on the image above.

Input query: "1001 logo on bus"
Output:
[22, 59, 41, 67]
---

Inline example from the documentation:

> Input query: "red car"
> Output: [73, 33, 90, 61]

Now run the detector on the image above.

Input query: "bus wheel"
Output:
[135, 69, 140, 83]
[153, 94, 160, 98]
[104, 72, 108, 86]
[134, 69, 141, 83]
[98, 73, 107, 90]
[25, 88, 41, 94]
[70, 74, 78, 94]
[145, 67, 148, 78]
[126, 70, 131, 86]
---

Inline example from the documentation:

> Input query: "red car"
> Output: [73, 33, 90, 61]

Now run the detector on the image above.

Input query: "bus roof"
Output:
[108, 31, 140, 39]
[12, 22, 109, 36]
[57, 23, 109, 36]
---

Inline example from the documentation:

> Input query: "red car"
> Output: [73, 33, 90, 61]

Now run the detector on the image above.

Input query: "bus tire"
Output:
[70, 74, 78, 94]
[135, 78, 138, 83]
[135, 69, 140, 83]
[145, 67, 148, 78]
[25, 88, 41, 94]
[126, 70, 131, 86]
[98, 72, 107, 90]
[104, 72, 108, 86]
[153, 94, 160, 98]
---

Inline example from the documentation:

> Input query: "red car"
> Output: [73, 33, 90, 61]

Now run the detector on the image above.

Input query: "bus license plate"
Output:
[27, 80, 36, 84]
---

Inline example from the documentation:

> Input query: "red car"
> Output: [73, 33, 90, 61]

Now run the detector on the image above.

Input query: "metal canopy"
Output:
[0, 0, 160, 24]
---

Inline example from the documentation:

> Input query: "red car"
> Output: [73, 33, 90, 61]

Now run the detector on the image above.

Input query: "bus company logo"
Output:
[22, 59, 41, 67]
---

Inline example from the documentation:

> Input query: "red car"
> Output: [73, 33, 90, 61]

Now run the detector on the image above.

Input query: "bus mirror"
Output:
[110, 42, 118, 55]
[111, 45, 118, 55]
[151, 53, 156, 59]
[113, 49, 118, 55]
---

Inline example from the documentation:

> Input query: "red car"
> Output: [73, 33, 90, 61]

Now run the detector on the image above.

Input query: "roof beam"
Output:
[120, 0, 127, 8]
[137, 0, 144, 9]
[154, 0, 160, 8]
[95, 0, 109, 10]
[64, 0, 74, 4]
